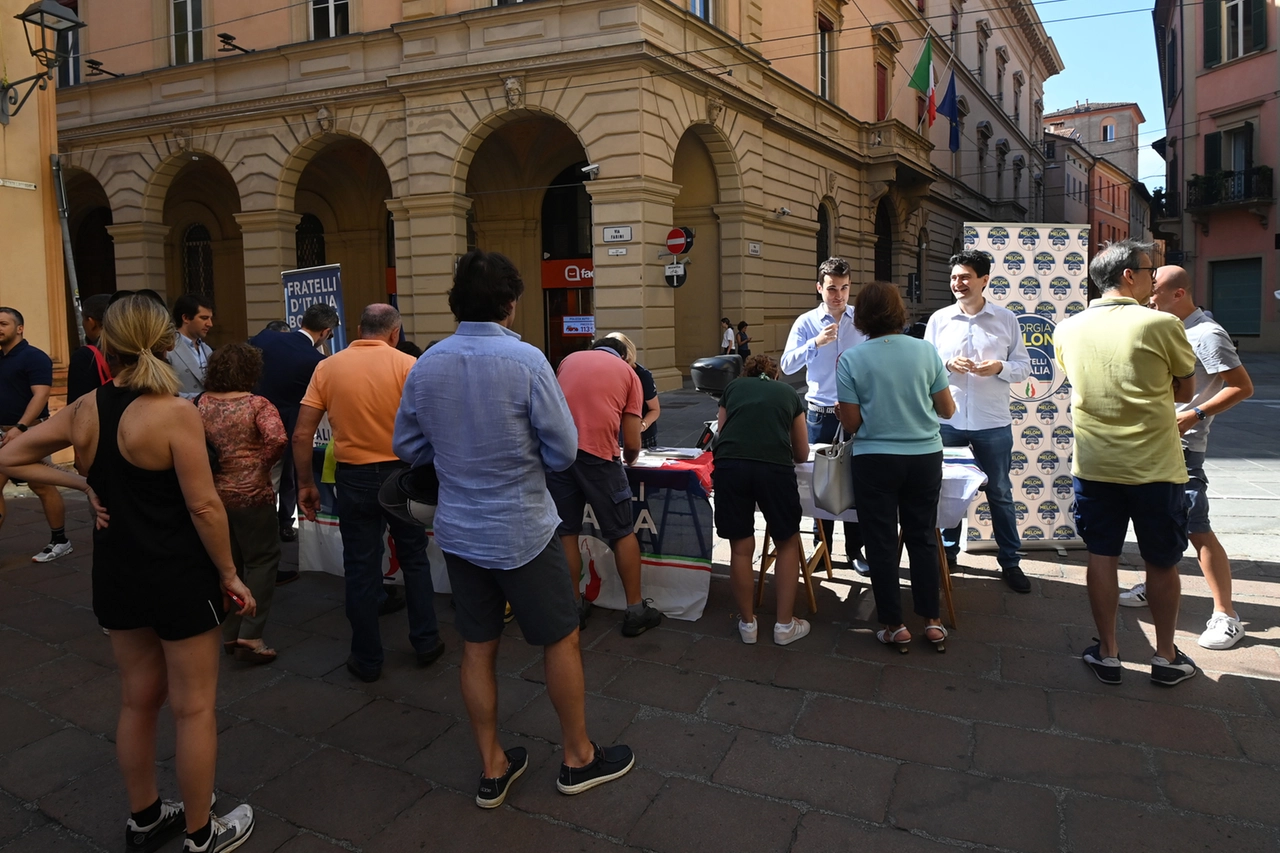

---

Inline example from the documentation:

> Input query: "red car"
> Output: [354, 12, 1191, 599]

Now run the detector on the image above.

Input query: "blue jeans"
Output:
[806, 408, 863, 558]
[335, 461, 439, 671]
[940, 424, 1021, 568]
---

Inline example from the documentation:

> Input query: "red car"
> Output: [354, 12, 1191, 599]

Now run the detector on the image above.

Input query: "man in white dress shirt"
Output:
[925, 250, 1032, 592]
[781, 257, 869, 573]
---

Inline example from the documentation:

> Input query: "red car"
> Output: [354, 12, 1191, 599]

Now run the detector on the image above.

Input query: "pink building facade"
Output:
[1153, 0, 1277, 349]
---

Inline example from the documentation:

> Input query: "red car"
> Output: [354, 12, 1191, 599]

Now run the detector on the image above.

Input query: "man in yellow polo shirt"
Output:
[1055, 240, 1197, 688]
[294, 304, 441, 682]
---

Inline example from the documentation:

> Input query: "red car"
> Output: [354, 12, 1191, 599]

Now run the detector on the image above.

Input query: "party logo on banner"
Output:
[1024, 526, 1046, 541]
[1010, 450, 1028, 474]
[1065, 251, 1086, 273]
[1054, 525, 1077, 540]
[1034, 252, 1056, 274]
[1065, 301, 1086, 316]
[1037, 401, 1059, 424]
[989, 276, 1011, 299]
[1037, 451, 1060, 474]
[1009, 401, 1028, 425]
[1054, 380, 1074, 401]
[1014, 501, 1029, 522]
[1039, 500, 1060, 523]
[1021, 425, 1044, 447]
[1023, 476, 1045, 498]
[988, 226, 1010, 248]
[1050, 277, 1072, 299]
[1048, 227, 1071, 248]
[1053, 425, 1074, 449]
[975, 502, 993, 526]
[1054, 475, 1074, 500]
[1019, 277, 1041, 299]
[1077, 229, 1090, 248]
[1013, 314, 1064, 402]
[1004, 251, 1026, 273]
[1035, 301, 1058, 320]
[1018, 227, 1041, 249]
[964, 225, 979, 247]
[1007, 301, 1027, 314]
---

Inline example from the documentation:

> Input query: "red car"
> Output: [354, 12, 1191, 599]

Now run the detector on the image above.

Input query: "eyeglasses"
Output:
[1128, 266, 1157, 274]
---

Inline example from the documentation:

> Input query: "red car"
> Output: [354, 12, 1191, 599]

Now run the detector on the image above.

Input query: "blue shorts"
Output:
[1183, 449, 1211, 535]
[1072, 477, 1189, 568]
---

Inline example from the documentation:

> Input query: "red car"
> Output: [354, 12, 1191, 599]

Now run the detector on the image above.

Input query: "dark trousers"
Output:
[940, 424, 1021, 568]
[277, 407, 299, 531]
[806, 408, 863, 558]
[335, 461, 439, 670]
[851, 451, 943, 626]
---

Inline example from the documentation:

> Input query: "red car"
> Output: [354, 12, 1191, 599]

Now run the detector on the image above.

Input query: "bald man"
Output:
[1117, 266, 1254, 650]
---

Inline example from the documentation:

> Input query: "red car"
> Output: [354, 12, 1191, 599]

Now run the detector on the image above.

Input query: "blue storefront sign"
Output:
[282, 264, 347, 350]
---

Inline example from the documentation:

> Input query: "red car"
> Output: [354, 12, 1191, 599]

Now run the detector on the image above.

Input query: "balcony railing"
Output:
[1186, 167, 1274, 210]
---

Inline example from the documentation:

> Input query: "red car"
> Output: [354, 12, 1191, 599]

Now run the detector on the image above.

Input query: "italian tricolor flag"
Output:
[909, 38, 936, 127]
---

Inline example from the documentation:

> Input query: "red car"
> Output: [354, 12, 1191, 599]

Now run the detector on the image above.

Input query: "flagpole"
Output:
[884, 23, 936, 125]
[923, 28, 960, 133]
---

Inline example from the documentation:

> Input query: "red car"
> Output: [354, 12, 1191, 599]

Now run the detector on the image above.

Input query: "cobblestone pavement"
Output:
[0, 354, 1277, 852]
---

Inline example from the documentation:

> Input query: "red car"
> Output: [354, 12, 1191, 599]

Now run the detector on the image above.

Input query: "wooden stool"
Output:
[894, 528, 958, 629]
[756, 522, 834, 614]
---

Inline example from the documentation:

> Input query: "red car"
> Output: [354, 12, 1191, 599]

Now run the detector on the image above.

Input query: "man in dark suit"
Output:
[250, 303, 339, 577]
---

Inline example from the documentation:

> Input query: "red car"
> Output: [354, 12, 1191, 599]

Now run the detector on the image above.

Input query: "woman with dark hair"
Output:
[605, 332, 661, 450]
[736, 321, 752, 358]
[712, 354, 811, 645]
[720, 317, 736, 354]
[836, 281, 956, 652]
[0, 295, 257, 851]
[197, 342, 288, 664]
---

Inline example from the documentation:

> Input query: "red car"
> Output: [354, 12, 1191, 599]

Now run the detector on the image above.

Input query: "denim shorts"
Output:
[1184, 449, 1211, 535]
[546, 450, 634, 541]
[1072, 477, 1189, 568]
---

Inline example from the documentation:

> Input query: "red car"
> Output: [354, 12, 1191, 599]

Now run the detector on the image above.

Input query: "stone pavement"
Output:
[1, 354, 1278, 853]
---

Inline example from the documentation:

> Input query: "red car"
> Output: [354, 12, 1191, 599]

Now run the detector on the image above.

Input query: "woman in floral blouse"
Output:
[197, 343, 288, 664]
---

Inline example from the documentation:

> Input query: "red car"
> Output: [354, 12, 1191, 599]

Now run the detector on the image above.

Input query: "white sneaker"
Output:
[32, 541, 73, 563]
[1118, 582, 1148, 608]
[183, 805, 253, 853]
[1198, 612, 1245, 650]
[738, 617, 758, 645]
[773, 618, 811, 646]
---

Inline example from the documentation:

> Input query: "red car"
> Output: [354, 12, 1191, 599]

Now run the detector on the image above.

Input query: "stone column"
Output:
[385, 193, 471, 343]
[584, 176, 683, 391]
[233, 210, 302, 330]
[713, 201, 768, 325]
[104, 222, 168, 294]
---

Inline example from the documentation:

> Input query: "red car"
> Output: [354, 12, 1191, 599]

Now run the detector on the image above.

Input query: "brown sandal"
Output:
[232, 644, 278, 665]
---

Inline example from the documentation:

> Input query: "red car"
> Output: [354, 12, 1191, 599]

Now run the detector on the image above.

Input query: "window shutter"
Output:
[1204, 1, 1221, 67]
[1251, 0, 1267, 52]
[1242, 121, 1254, 171]
[1204, 131, 1222, 174]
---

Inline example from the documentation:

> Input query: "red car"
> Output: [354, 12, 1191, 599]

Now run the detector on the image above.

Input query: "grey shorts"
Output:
[1184, 449, 1211, 535]
[443, 536, 579, 646]
[546, 450, 635, 541]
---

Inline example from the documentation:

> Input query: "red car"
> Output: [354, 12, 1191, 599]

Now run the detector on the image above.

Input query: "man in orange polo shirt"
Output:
[293, 303, 442, 682]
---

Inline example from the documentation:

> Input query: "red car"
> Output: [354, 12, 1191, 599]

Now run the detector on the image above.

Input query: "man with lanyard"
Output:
[0, 308, 71, 562]
[1118, 265, 1254, 651]
[166, 293, 214, 399]
[781, 257, 869, 574]
[925, 250, 1032, 592]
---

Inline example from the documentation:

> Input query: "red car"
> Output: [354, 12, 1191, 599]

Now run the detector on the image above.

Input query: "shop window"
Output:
[312, 0, 350, 40]
[171, 0, 203, 66]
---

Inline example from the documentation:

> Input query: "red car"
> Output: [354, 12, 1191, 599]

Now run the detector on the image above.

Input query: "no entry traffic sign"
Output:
[666, 227, 695, 255]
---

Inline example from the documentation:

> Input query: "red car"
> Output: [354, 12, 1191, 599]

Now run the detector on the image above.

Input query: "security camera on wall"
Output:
[581, 163, 600, 178]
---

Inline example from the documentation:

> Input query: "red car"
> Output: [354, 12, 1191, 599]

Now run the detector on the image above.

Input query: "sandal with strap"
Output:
[924, 624, 948, 653]
[232, 644, 278, 665]
[876, 625, 911, 654]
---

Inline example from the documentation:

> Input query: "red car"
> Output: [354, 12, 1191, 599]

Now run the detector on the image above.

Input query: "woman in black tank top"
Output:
[0, 296, 258, 851]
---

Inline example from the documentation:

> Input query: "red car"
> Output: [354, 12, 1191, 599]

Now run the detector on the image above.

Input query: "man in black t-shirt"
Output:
[0, 308, 71, 562]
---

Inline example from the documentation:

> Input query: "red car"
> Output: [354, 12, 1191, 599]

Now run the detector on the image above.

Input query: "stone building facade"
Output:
[55, 0, 1062, 385]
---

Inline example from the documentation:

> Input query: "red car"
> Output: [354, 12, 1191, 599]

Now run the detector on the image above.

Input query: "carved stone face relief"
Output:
[504, 76, 524, 109]
[706, 96, 723, 125]
[316, 105, 334, 132]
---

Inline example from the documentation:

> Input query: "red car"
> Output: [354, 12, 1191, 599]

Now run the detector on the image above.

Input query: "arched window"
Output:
[816, 203, 831, 268]
[874, 199, 894, 282]
[296, 213, 326, 268]
[182, 223, 214, 297]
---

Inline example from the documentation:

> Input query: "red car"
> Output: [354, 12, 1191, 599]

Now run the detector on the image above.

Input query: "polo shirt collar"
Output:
[1184, 308, 1207, 328]
[0, 339, 29, 358]
[456, 321, 520, 340]
[348, 339, 391, 348]
[1091, 296, 1140, 307]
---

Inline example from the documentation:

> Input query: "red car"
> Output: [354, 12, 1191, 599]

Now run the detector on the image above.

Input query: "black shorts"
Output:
[443, 537, 580, 646]
[711, 458, 802, 542]
[93, 560, 225, 642]
[547, 450, 635, 541]
[1072, 477, 1189, 568]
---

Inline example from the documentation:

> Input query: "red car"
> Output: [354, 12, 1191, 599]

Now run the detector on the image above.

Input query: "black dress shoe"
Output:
[416, 640, 446, 668]
[1002, 565, 1032, 594]
[279, 527, 298, 543]
[378, 585, 407, 616]
[346, 655, 381, 683]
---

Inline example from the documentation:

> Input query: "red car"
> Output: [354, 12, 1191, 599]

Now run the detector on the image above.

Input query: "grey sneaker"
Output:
[183, 805, 254, 853]
[621, 601, 662, 637]
[1151, 647, 1198, 687]
[1081, 640, 1122, 685]
[32, 541, 73, 563]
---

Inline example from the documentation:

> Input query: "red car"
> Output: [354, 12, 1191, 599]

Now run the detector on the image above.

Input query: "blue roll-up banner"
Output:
[282, 264, 346, 351]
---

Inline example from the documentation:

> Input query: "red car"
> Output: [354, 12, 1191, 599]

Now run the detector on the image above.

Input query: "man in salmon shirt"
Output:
[552, 338, 663, 637]
[293, 303, 441, 683]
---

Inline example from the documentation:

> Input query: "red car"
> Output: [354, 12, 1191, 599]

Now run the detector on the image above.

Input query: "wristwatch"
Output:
[14, 423, 28, 432]
[1193, 407, 1207, 421]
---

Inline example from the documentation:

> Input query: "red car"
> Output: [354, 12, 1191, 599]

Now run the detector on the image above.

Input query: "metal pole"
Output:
[50, 154, 85, 347]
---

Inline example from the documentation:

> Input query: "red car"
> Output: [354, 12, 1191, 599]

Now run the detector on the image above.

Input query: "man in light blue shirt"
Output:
[925, 249, 1032, 592]
[394, 250, 634, 808]
[781, 257, 869, 573]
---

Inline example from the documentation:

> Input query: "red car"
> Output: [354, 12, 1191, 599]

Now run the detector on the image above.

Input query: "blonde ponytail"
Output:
[101, 295, 181, 397]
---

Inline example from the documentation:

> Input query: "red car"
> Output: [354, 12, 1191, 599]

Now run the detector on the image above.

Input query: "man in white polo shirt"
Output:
[926, 250, 1032, 592]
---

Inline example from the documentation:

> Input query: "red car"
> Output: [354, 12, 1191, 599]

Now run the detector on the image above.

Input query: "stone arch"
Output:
[63, 168, 117, 299]
[143, 147, 240, 226]
[274, 125, 406, 214]
[451, 105, 592, 199]
[670, 119, 743, 206]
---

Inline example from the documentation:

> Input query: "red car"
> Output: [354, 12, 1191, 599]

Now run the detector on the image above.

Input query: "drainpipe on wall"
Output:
[50, 154, 85, 347]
